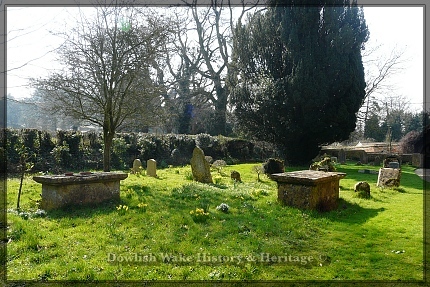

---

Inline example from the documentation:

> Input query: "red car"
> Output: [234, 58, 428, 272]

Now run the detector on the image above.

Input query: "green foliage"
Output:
[231, 3, 369, 164]
[262, 158, 284, 175]
[364, 113, 385, 141]
[7, 128, 278, 173]
[51, 141, 72, 171]
[309, 156, 337, 172]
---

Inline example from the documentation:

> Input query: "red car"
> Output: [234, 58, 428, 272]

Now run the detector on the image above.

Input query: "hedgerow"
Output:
[4, 129, 279, 173]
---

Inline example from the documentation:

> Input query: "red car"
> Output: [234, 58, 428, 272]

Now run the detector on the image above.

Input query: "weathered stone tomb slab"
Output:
[377, 168, 401, 188]
[270, 170, 346, 211]
[33, 172, 128, 210]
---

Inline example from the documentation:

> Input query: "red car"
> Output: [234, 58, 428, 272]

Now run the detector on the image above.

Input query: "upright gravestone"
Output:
[374, 155, 382, 167]
[190, 147, 213, 184]
[359, 151, 368, 164]
[338, 149, 346, 164]
[132, 159, 142, 174]
[147, 159, 157, 177]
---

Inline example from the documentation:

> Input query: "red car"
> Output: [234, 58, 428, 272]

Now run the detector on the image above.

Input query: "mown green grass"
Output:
[6, 162, 424, 281]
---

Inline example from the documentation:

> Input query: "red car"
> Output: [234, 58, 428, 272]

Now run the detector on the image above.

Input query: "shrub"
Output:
[51, 141, 72, 172]
[263, 158, 284, 175]
[252, 165, 264, 181]
[399, 130, 421, 153]
[212, 159, 227, 175]
[309, 156, 337, 172]
[195, 133, 212, 150]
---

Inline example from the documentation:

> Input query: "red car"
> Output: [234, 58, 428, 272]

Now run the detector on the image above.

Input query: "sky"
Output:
[6, 6, 425, 112]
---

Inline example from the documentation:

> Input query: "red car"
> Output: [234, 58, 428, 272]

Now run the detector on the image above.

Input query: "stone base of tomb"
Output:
[33, 172, 128, 210]
[270, 170, 346, 212]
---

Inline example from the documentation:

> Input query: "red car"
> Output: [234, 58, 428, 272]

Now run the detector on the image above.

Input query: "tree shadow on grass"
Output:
[308, 198, 385, 225]
[45, 199, 119, 219]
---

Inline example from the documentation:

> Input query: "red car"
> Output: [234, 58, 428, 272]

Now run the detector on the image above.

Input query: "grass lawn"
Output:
[5, 162, 424, 281]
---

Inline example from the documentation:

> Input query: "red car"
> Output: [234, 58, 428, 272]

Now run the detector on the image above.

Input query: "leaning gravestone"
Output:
[190, 147, 213, 184]
[377, 168, 401, 187]
[147, 159, 157, 177]
[132, 159, 142, 174]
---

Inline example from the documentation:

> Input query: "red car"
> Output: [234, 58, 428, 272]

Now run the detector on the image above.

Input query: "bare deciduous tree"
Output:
[32, 6, 171, 171]
[357, 45, 406, 134]
[166, 0, 259, 135]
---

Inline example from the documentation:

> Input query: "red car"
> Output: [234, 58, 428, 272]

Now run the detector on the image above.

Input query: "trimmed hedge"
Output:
[4, 129, 279, 174]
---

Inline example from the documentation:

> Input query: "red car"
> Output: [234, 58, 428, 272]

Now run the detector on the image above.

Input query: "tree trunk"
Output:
[213, 83, 228, 136]
[103, 129, 114, 172]
[17, 168, 24, 210]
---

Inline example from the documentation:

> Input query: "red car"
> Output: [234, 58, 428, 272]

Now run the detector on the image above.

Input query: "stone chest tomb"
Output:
[270, 170, 346, 211]
[33, 172, 128, 210]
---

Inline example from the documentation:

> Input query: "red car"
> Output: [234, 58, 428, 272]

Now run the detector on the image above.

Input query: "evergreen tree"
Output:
[231, 0, 368, 164]
[364, 114, 384, 141]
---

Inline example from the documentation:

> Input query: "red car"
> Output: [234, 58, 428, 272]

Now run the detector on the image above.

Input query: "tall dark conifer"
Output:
[231, 0, 368, 164]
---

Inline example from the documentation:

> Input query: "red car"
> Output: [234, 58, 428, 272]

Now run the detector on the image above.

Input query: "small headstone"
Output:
[132, 159, 142, 174]
[338, 149, 346, 164]
[374, 156, 382, 166]
[383, 156, 401, 168]
[231, 170, 242, 182]
[377, 168, 401, 187]
[354, 181, 370, 198]
[147, 159, 157, 177]
[388, 161, 400, 169]
[190, 147, 213, 183]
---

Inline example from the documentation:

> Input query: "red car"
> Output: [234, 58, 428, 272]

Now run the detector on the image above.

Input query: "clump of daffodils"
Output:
[116, 205, 129, 215]
[137, 202, 148, 212]
[190, 208, 210, 223]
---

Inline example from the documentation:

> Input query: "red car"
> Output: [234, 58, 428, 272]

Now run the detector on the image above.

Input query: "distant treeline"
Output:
[3, 129, 280, 174]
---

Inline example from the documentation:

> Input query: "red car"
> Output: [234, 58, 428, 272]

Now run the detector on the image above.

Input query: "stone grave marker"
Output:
[147, 159, 157, 177]
[377, 168, 401, 188]
[354, 181, 371, 198]
[359, 151, 368, 164]
[374, 155, 382, 166]
[230, 170, 242, 182]
[338, 149, 346, 164]
[132, 159, 142, 174]
[388, 161, 400, 169]
[270, 170, 346, 212]
[190, 147, 213, 184]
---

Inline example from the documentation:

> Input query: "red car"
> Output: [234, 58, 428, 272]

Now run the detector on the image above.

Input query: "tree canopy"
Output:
[230, 1, 369, 164]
